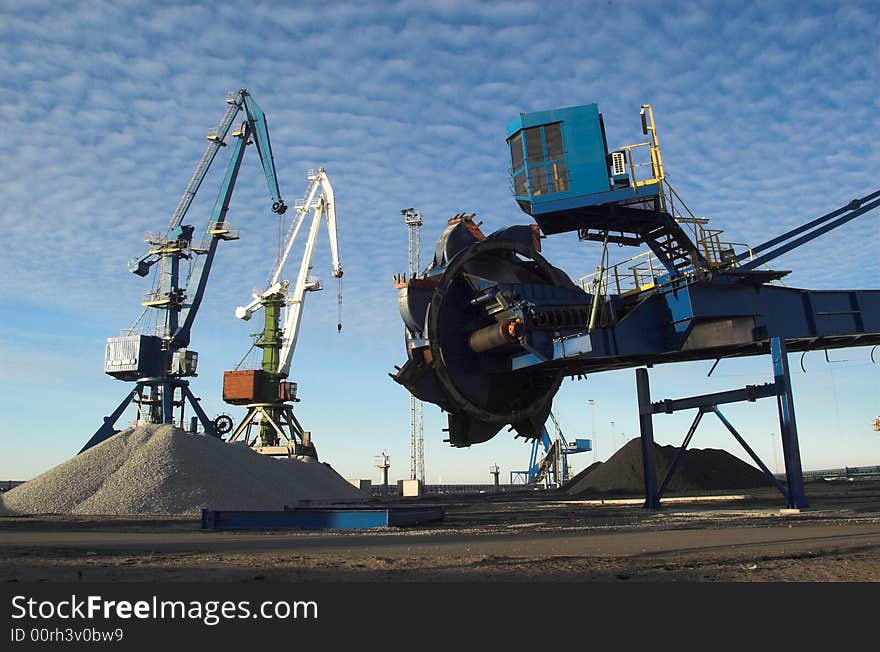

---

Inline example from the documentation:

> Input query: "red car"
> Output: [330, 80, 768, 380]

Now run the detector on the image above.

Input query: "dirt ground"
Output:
[1, 479, 878, 582]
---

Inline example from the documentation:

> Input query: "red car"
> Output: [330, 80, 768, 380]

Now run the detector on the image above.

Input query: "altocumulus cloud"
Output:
[0, 0, 877, 479]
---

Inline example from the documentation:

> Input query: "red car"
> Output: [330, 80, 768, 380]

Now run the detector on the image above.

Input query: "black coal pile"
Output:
[565, 438, 772, 496]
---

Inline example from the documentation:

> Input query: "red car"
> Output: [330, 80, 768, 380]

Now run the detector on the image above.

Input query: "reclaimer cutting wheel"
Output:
[392, 213, 588, 446]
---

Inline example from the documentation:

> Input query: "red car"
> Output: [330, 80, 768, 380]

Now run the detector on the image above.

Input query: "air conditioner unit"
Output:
[611, 151, 627, 176]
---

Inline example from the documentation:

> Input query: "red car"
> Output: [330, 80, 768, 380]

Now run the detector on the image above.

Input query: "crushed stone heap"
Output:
[0, 424, 365, 515]
[565, 437, 773, 496]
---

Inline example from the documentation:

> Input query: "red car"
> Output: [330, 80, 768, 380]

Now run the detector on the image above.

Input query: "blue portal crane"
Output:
[392, 102, 880, 509]
[82, 89, 287, 453]
[510, 411, 592, 487]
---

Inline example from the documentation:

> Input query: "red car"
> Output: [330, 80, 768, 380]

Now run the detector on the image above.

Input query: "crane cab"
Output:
[506, 103, 660, 235]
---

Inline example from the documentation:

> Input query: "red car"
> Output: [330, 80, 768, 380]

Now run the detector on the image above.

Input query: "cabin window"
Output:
[545, 123, 564, 159]
[513, 171, 527, 196]
[530, 166, 549, 195]
[509, 122, 569, 197]
[525, 127, 545, 165]
[509, 132, 524, 173]
[550, 161, 569, 192]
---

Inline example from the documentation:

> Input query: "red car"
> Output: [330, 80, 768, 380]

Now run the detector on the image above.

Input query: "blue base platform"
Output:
[201, 505, 445, 530]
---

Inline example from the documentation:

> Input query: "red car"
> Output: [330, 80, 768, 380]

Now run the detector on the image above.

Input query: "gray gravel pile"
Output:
[0, 424, 365, 515]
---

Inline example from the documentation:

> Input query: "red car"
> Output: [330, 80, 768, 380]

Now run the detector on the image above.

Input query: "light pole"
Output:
[770, 432, 779, 475]
[589, 399, 597, 462]
[610, 420, 616, 453]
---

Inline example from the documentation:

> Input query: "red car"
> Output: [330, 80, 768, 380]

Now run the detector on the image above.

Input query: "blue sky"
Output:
[1, 0, 878, 483]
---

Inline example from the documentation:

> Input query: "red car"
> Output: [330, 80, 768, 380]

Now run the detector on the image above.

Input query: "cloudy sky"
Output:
[1, 0, 878, 484]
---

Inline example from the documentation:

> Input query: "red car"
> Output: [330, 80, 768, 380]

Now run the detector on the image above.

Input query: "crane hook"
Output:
[337, 276, 343, 334]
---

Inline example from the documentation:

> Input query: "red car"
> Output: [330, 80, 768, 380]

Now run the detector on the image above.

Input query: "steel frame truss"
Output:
[636, 336, 809, 510]
[226, 402, 316, 458]
[81, 379, 218, 453]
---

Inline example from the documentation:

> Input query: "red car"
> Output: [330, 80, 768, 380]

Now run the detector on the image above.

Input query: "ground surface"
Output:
[1, 479, 878, 582]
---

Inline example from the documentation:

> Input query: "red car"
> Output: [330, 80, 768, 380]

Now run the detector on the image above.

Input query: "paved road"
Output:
[3, 491, 879, 581]
[2, 521, 879, 559]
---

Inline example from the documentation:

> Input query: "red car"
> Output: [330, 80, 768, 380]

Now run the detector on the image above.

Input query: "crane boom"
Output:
[239, 93, 287, 216]
[270, 198, 311, 287]
[172, 120, 251, 349]
[166, 94, 241, 235]
[166, 92, 288, 349]
[277, 169, 342, 377]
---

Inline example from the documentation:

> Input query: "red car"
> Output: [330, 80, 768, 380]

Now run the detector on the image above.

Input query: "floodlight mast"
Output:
[402, 207, 425, 483]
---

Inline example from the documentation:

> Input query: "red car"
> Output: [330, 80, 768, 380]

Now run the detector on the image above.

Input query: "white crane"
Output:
[236, 168, 342, 373]
[222, 168, 342, 457]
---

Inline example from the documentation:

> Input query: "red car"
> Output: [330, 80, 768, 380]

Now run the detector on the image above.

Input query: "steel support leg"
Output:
[182, 385, 218, 438]
[636, 367, 660, 508]
[287, 407, 306, 438]
[228, 406, 258, 444]
[161, 381, 174, 424]
[80, 385, 140, 453]
[285, 405, 318, 459]
[712, 407, 789, 498]
[657, 408, 704, 500]
[771, 337, 809, 509]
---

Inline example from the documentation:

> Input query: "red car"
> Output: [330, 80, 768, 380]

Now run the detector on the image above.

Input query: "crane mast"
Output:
[223, 168, 342, 458]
